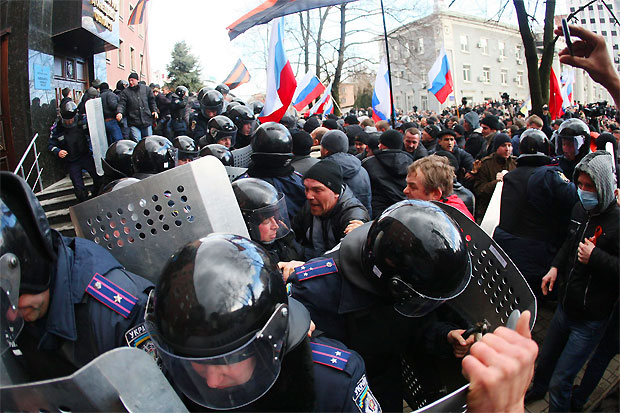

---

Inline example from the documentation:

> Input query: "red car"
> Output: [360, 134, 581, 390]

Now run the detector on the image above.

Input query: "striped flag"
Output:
[307, 81, 333, 116]
[427, 48, 453, 104]
[128, 0, 149, 26]
[292, 71, 325, 111]
[372, 56, 392, 123]
[227, 0, 358, 41]
[223, 59, 252, 90]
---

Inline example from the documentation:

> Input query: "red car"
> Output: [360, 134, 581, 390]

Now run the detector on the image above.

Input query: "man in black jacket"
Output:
[99, 82, 122, 144]
[115, 73, 158, 141]
[292, 160, 369, 260]
[526, 151, 619, 412]
[362, 130, 414, 218]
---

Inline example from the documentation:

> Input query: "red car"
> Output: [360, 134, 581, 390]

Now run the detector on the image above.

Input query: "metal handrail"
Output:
[13, 133, 44, 192]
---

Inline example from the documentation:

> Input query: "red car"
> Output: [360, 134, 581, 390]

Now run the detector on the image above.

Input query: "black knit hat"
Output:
[379, 130, 403, 150]
[492, 133, 512, 153]
[292, 130, 313, 156]
[128, 72, 139, 80]
[354, 131, 369, 145]
[344, 114, 359, 125]
[304, 116, 321, 133]
[437, 129, 457, 140]
[480, 115, 501, 131]
[304, 160, 343, 195]
[323, 119, 339, 130]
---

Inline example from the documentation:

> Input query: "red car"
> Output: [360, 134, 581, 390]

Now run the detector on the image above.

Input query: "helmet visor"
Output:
[146, 304, 288, 410]
[246, 196, 291, 244]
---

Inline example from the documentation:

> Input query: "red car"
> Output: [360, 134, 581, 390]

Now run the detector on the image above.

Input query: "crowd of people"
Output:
[1, 24, 618, 412]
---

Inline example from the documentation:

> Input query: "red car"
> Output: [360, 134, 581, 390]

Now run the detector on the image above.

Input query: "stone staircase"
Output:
[36, 175, 93, 237]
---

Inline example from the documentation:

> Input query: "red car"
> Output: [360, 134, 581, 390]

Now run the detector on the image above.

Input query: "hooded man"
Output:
[527, 151, 619, 412]
[463, 111, 485, 159]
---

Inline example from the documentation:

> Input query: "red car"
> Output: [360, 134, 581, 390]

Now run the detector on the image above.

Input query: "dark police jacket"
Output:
[287, 226, 458, 412]
[9, 234, 153, 383]
[48, 117, 91, 162]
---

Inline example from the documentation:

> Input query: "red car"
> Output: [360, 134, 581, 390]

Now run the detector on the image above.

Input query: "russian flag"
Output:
[427, 48, 453, 104]
[371, 56, 391, 123]
[259, 18, 297, 124]
[292, 71, 326, 111]
[560, 67, 575, 109]
[307, 81, 333, 116]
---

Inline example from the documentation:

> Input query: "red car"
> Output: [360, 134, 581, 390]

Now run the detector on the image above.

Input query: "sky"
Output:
[147, 0, 565, 100]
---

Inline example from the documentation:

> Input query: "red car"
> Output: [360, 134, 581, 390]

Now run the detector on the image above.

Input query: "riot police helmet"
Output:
[100, 177, 141, 194]
[249, 100, 264, 116]
[1, 173, 57, 353]
[232, 178, 291, 244]
[556, 118, 591, 159]
[173, 135, 199, 164]
[197, 87, 211, 102]
[60, 101, 79, 128]
[102, 140, 137, 179]
[116, 79, 128, 91]
[175, 85, 188, 99]
[228, 105, 256, 132]
[357, 200, 471, 317]
[251, 122, 293, 167]
[206, 115, 237, 148]
[519, 128, 551, 156]
[215, 83, 230, 96]
[131, 135, 178, 175]
[231, 97, 246, 106]
[198, 143, 234, 166]
[145, 233, 310, 409]
[225, 101, 241, 116]
[200, 90, 224, 119]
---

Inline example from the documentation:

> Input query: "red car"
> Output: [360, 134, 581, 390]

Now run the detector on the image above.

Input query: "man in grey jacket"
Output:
[116, 73, 158, 141]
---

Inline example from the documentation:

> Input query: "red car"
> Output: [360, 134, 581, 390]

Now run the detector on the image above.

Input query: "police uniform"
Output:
[287, 226, 460, 412]
[310, 334, 381, 413]
[169, 93, 188, 137]
[237, 172, 306, 221]
[190, 112, 210, 143]
[5, 234, 153, 383]
[48, 116, 102, 201]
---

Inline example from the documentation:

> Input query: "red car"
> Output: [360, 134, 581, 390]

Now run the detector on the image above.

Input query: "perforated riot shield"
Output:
[69, 156, 249, 283]
[403, 201, 537, 412]
[0, 347, 188, 412]
[85, 97, 108, 175]
[225, 166, 248, 182]
[232, 144, 253, 168]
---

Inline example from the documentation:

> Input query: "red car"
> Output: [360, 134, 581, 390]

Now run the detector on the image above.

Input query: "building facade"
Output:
[563, 0, 619, 104]
[0, 0, 150, 186]
[383, 10, 530, 113]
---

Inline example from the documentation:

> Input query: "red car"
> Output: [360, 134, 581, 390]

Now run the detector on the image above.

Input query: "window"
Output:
[612, 31, 617, 36]
[418, 38, 424, 54]
[613, 44, 619, 50]
[118, 39, 124, 67]
[482, 67, 490, 83]
[600, 19, 605, 23]
[515, 45, 522, 59]
[516, 71, 523, 87]
[76, 61, 85, 81]
[105, 51, 111, 64]
[602, 30, 607, 36]
[463, 64, 471, 81]
[581, 19, 586, 24]
[130, 46, 135, 72]
[54, 56, 63, 77]
[479, 38, 488, 54]
[460, 35, 469, 52]
[590, 18, 595, 23]
[421, 96, 428, 111]
[597, 4, 603, 9]
[139, 53, 144, 76]
[498, 41, 505, 57]
[588, 5, 593, 10]
[501, 69, 508, 85]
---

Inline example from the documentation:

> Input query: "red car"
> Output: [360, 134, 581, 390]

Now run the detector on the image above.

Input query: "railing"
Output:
[13, 133, 44, 192]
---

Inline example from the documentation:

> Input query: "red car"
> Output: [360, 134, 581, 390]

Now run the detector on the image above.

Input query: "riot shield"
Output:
[0, 347, 188, 412]
[231, 144, 253, 168]
[403, 201, 537, 412]
[69, 156, 249, 283]
[225, 166, 248, 182]
[85, 97, 108, 175]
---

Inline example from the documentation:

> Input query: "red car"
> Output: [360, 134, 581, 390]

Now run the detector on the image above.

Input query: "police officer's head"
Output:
[199, 144, 234, 166]
[204, 115, 237, 149]
[249, 100, 264, 116]
[557, 118, 591, 162]
[215, 83, 230, 97]
[232, 179, 290, 245]
[1, 173, 57, 353]
[173, 135, 199, 165]
[251, 122, 293, 168]
[228, 105, 256, 137]
[102, 140, 137, 180]
[519, 129, 550, 157]
[201, 90, 225, 120]
[145, 234, 311, 409]
[131, 136, 178, 176]
[353, 200, 470, 317]
[175, 85, 188, 99]
[60, 101, 79, 128]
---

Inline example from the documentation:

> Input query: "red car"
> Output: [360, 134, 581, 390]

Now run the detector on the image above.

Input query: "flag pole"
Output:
[380, 0, 396, 128]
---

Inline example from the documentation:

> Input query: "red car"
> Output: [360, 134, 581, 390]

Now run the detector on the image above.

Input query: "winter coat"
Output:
[291, 155, 319, 177]
[473, 153, 517, 223]
[100, 89, 119, 119]
[362, 149, 413, 218]
[116, 84, 157, 128]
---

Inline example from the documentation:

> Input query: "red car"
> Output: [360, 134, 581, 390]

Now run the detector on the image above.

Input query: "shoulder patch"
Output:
[353, 374, 381, 413]
[294, 258, 338, 282]
[310, 341, 351, 370]
[557, 170, 570, 183]
[86, 273, 137, 318]
[125, 323, 161, 366]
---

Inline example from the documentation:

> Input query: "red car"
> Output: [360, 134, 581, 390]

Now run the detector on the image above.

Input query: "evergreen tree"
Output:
[166, 41, 202, 92]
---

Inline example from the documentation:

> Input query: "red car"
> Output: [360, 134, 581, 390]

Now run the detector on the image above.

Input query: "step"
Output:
[51, 222, 76, 237]
[39, 194, 80, 212]
[45, 208, 72, 226]
[37, 179, 94, 201]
